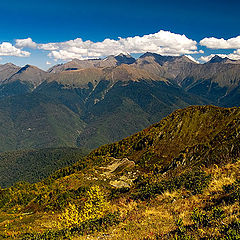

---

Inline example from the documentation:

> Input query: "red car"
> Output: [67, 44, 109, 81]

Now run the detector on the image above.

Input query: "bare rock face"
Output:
[6, 65, 49, 87]
[0, 63, 21, 83]
[47, 54, 136, 73]
[101, 157, 135, 175]
[98, 157, 136, 188]
[48, 53, 136, 73]
[109, 179, 131, 188]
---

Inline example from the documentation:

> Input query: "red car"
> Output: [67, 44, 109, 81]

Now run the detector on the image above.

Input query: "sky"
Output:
[0, 0, 240, 69]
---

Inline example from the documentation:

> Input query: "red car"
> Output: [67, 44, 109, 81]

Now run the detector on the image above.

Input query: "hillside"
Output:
[1, 105, 240, 239]
[38, 77, 208, 149]
[0, 93, 87, 152]
[0, 53, 240, 153]
[1, 53, 240, 191]
[0, 60, 209, 152]
[0, 147, 88, 188]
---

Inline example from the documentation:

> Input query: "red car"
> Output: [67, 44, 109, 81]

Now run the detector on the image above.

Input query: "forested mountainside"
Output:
[1, 53, 240, 153]
[0, 147, 88, 188]
[1, 105, 240, 239]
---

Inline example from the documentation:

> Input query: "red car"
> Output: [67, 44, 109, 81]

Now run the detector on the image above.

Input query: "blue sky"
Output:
[0, 0, 240, 69]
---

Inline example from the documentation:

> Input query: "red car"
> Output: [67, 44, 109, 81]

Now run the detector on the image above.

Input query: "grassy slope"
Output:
[0, 105, 240, 239]
[90, 105, 240, 169]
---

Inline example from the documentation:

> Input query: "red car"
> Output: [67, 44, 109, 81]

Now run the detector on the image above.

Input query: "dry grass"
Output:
[204, 161, 240, 195]
[1, 161, 240, 239]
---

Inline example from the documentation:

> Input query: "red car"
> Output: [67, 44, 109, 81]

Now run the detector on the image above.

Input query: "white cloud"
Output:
[15, 37, 37, 48]
[199, 53, 240, 62]
[0, 42, 30, 57]
[234, 49, 240, 55]
[199, 55, 218, 62]
[199, 36, 240, 62]
[185, 55, 200, 63]
[200, 36, 240, 49]
[46, 61, 51, 65]
[35, 30, 198, 60]
[39, 43, 59, 51]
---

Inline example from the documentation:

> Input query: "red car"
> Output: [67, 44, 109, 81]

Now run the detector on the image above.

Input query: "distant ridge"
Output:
[48, 53, 136, 73]
[0, 52, 240, 152]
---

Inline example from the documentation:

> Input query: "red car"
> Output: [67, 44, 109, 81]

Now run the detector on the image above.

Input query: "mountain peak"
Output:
[0, 63, 19, 71]
[16, 64, 43, 74]
[179, 55, 197, 63]
[139, 52, 196, 66]
[139, 52, 161, 58]
[207, 55, 239, 64]
[116, 53, 132, 58]
[6, 64, 48, 87]
[2, 62, 18, 67]
[209, 55, 226, 63]
[114, 53, 136, 65]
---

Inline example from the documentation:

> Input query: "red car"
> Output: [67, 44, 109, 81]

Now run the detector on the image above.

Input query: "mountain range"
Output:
[0, 53, 240, 153]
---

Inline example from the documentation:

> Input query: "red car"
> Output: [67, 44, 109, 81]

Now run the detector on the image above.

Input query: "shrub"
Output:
[133, 170, 211, 200]
[223, 179, 240, 204]
[191, 207, 225, 229]
[110, 187, 130, 199]
[175, 218, 186, 235]
[220, 219, 240, 239]
[20, 213, 120, 239]
[211, 206, 225, 221]
[58, 185, 110, 229]
[182, 171, 211, 195]
[58, 202, 80, 228]
[191, 208, 210, 228]
[80, 185, 110, 222]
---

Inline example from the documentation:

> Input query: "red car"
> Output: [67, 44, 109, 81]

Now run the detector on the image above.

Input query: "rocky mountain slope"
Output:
[0, 63, 21, 83]
[0, 53, 240, 153]
[0, 54, 209, 152]
[0, 64, 49, 97]
[48, 53, 136, 73]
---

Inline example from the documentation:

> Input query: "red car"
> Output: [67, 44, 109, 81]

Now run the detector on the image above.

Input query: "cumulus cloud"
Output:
[15, 37, 37, 48]
[39, 43, 59, 51]
[185, 55, 200, 63]
[46, 61, 51, 65]
[199, 36, 240, 62]
[199, 53, 240, 62]
[10, 33, 240, 63]
[32, 30, 199, 60]
[235, 49, 240, 55]
[200, 36, 240, 49]
[0, 42, 30, 57]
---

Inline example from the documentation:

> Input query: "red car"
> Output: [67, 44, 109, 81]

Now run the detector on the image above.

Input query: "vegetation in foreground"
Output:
[0, 105, 240, 239]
